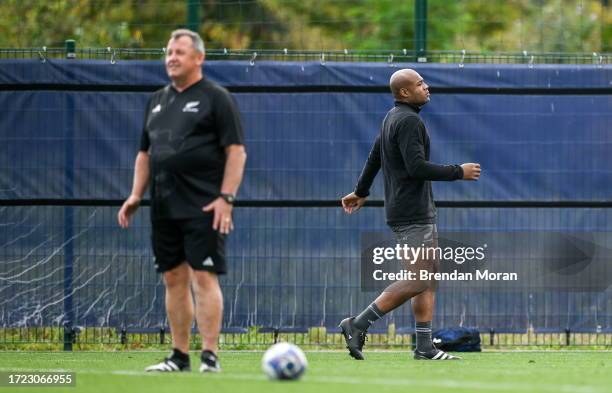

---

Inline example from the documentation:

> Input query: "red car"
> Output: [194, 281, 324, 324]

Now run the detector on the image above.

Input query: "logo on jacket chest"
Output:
[182, 101, 200, 113]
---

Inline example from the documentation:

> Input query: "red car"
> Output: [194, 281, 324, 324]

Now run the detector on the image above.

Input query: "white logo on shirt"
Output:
[152, 104, 161, 113]
[182, 101, 200, 113]
[202, 257, 214, 267]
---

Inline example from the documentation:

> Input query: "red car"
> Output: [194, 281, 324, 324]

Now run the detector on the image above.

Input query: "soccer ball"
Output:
[261, 342, 308, 380]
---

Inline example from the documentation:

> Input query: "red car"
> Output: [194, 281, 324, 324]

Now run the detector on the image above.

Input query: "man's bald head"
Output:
[389, 69, 430, 106]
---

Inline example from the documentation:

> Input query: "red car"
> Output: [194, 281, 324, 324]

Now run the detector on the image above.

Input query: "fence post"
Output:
[65, 39, 76, 59]
[187, 0, 200, 32]
[62, 94, 75, 351]
[414, 0, 427, 62]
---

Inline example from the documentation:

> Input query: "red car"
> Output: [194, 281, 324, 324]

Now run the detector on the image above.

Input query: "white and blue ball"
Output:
[261, 342, 308, 380]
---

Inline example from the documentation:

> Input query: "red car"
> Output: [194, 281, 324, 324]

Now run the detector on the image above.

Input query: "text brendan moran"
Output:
[373, 269, 518, 281]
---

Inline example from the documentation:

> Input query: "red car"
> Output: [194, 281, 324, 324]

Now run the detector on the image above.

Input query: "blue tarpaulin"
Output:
[0, 60, 610, 332]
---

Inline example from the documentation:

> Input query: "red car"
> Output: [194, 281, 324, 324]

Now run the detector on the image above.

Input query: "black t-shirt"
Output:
[354, 101, 463, 225]
[140, 77, 244, 219]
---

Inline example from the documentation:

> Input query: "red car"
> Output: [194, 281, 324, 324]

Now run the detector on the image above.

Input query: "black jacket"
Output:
[354, 101, 463, 225]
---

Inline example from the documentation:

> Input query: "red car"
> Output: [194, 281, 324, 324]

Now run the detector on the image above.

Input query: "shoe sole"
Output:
[145, 366, 191, 372]
[338, 319, 364, 360]
[413, 353, 461, 360]
[199, 367, 221, 373]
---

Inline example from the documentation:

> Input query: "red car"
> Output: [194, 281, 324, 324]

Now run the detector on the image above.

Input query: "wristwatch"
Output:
[220, 193, 236, 204]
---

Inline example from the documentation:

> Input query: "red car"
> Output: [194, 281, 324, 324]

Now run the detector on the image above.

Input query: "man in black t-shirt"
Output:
[339, 69, 481, 361]
[118, 29, 246, 373]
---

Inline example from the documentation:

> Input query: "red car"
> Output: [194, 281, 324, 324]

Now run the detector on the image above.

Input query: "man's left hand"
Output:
[203, 197, 234, 234]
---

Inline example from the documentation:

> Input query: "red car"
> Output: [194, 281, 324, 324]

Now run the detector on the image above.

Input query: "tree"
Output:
[0, 0, 607, 53]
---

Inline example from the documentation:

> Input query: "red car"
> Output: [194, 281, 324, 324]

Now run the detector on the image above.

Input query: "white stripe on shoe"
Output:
[414, 349, 461, 360]
[145, 359, 183, 372]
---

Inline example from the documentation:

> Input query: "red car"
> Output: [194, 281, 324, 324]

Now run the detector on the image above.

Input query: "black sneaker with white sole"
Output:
[414, 347, 461, 360]
[200, 350, 221, 373]
[339, 317, 368, 360]
[145, 354, 191, 372]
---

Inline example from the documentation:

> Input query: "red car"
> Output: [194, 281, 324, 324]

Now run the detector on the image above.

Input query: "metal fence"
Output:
[1, 54, 610, 350]
[2, 204, 611, 350]
[3, 326, 612, 351]
[0, 48, 610, 65]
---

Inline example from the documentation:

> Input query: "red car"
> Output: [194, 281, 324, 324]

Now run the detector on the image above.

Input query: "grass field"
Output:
[0, 351, 610, 393]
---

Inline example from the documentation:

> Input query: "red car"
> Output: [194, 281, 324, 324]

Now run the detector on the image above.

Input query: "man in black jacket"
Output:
[340, 69, 480, 361]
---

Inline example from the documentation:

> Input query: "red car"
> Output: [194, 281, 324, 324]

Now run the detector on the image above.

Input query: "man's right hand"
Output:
[461, 163, 481, 180]
[341, 192, 367, 214]
[117, 195, 142, 228]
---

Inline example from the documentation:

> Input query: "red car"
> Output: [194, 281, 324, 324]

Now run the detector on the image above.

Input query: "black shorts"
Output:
[390, 223, 437, 246]
[151, 215, 226, 274]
